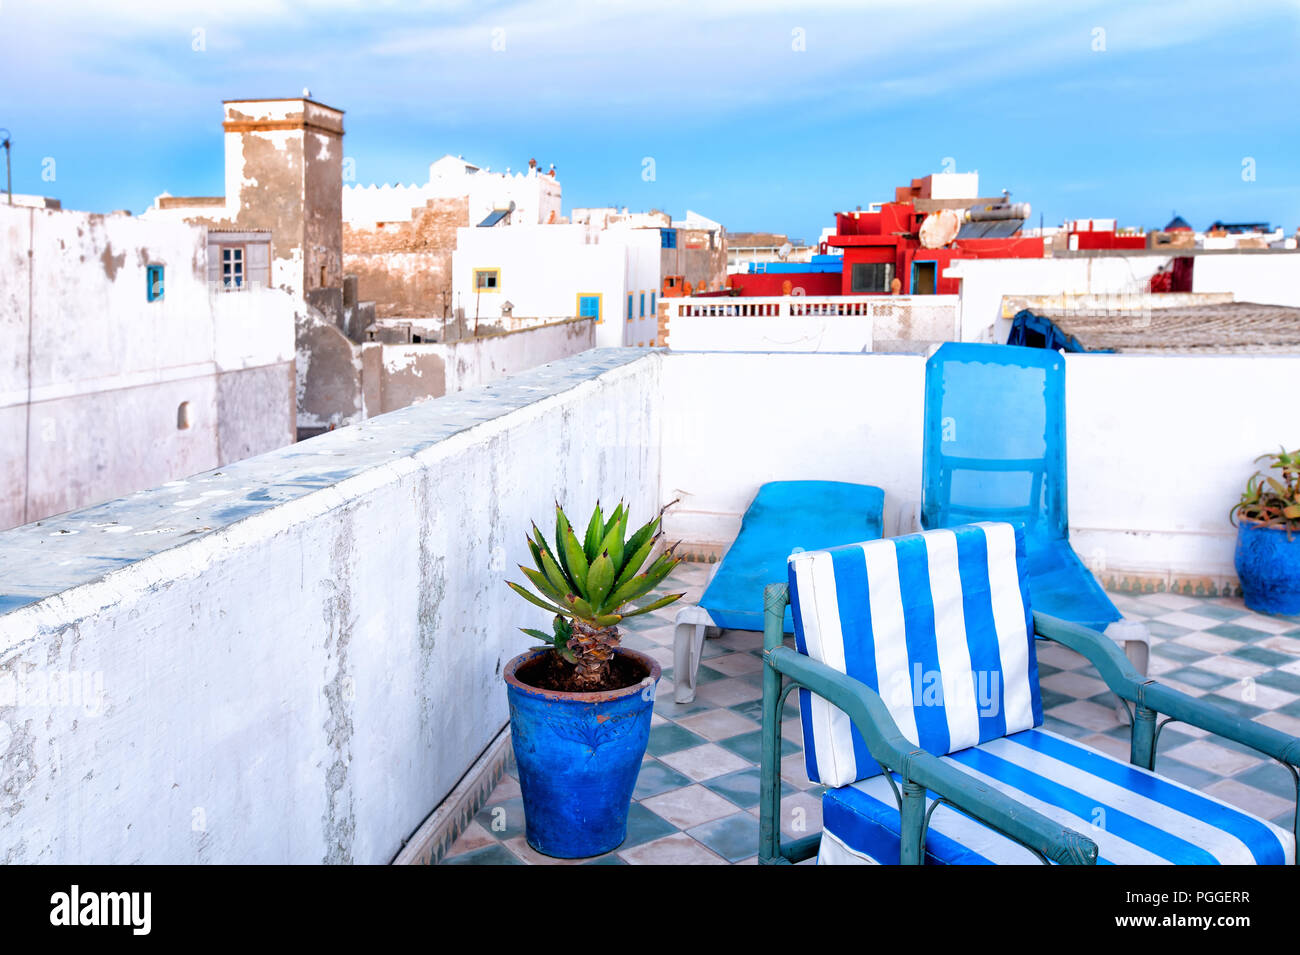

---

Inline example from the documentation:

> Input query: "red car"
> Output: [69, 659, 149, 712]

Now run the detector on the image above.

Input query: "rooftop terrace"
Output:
[1, 347, 1297, 863]
[443, 564, 1300, 864]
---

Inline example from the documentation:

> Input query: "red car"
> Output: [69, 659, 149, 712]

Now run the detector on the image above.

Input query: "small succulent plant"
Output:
[508, 501, 683, 690]
[1231, 447, 1300, 538]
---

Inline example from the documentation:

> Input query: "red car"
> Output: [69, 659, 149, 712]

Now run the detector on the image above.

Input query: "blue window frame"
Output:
[661, 229, 677, 249]
[639, 292, 645, 317]
[578, 295, 601, 320]
[627, 294, 633, 320]
[650, 291, 656, 314]
[146, 264, 165, 302]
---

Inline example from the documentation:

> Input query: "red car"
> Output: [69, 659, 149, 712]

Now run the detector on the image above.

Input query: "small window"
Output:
[650, 291, 656, 314]
[627, 294, 633, 321]
[473, 268, 500, 292]
[577, 294, 601, 322]
[639, 292, 645, 317]
[176, 401, 192, 430]
[146, 264, 165, 302]
[661, 229, 677, 249]
[849, 262, 894, 293]
[221, 247, 244, 289]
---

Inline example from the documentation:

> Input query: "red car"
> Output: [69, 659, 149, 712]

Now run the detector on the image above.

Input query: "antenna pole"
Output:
[1, 130, 11, 205]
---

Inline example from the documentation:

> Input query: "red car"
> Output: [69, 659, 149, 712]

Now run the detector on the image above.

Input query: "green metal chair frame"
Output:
[758, 583, 1300, 866]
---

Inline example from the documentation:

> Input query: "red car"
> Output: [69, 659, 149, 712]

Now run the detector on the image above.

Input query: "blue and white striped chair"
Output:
[757, 523, 1298, 865]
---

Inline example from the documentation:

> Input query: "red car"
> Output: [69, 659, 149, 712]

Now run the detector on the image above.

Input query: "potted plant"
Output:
[504, 501, 683, 858]
[1230, 447, 1300, 614]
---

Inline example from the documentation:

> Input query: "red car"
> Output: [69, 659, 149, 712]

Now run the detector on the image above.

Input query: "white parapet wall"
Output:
[0, 350, 660, 863]
[1066, 352, 1300, 588]
[660, 351, 928, 549]
[662, 295, 958, 353]
[658, 349, 1300, 586]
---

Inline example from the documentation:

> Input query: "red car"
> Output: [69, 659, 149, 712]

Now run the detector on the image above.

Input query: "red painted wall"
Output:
[1072, 231, 1146, 251]
[726, 272, 842, 296]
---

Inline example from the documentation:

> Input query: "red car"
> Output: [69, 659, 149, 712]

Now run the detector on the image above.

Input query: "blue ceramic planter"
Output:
[1235, 520, 1300, 615]
[504, 647, 660, 859]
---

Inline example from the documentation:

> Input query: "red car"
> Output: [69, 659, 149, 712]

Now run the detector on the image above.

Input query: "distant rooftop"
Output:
[1023, 301, 1300, 353]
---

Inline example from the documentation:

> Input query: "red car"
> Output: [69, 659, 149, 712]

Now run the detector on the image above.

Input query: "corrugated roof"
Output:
[1022, 302, 1300, 353]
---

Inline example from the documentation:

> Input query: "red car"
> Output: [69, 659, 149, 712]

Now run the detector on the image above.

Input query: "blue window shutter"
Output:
[627, 294, 633, 320]
[146, 264, 164, 302]
[640, 292, 645, 317]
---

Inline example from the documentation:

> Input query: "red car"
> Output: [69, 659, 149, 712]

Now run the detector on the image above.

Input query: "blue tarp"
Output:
[747, 258, 843, 274]
[1007, 309, 1090, 352]
[699, 481, 885, 633]
[922, 343, 1120, 631]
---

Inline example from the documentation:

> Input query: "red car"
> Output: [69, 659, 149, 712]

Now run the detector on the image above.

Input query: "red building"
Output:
[728, 173, 1047, 296]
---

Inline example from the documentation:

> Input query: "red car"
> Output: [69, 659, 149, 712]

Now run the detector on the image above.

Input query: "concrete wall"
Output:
[359, 317, 596, 415]
[0, 350, 660, 864]
[0, 205, 296, 531]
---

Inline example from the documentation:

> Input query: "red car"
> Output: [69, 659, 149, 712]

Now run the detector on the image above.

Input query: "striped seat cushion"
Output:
[788, 523, 1042, 787]
[819, 727, 1296, 865]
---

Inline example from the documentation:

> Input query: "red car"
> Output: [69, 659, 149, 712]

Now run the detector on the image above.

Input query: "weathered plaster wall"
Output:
[0, 205, 296, 531]
[362, 317, 596, 414]
[0, 350, 661, 864]
[660, 227, 727, 293]
[342, 198, 468, 318]
[295, 308, 366, 433]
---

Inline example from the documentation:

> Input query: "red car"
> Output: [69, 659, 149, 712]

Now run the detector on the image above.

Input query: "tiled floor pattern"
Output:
[443, 564, 1300, 865]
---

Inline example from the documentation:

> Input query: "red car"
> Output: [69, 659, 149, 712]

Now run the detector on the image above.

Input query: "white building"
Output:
[344, 154, 564, 231]
[1, 204, 297, 531]
[451, 222, 663, 349]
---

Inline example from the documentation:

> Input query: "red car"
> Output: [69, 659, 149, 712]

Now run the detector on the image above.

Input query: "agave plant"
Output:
[1231, 447, 1300, 538]
[508, 501, 684, 690]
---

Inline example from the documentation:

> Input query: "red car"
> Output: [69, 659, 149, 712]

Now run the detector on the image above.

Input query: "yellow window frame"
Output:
[576, 292, 603, 324]
[473, 267, 501, 293]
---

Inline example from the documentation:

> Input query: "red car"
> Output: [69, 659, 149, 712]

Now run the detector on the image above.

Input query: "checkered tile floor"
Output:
[441, 564, 1300, 864]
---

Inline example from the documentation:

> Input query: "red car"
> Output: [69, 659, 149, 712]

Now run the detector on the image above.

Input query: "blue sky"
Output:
[1, 0, 1297, 241]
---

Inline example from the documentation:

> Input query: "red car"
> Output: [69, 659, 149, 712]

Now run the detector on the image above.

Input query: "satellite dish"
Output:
[919, 209, 960, 249]
[777, 241, 793, 260]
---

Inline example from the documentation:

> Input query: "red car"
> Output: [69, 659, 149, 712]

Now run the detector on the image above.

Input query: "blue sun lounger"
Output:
[672, 480, 885, 703]
[921, 342, 1149, 676]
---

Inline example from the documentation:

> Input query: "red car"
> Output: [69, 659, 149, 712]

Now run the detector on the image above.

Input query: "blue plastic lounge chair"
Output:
[921, 342, 1149, 674]
[757, 524, 1298, 865]
[672, 480, 884, 703]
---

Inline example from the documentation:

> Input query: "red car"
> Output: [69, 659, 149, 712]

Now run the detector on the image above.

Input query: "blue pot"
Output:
[1234, 520, 1300, 615]
[504, 647, 660, 859]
